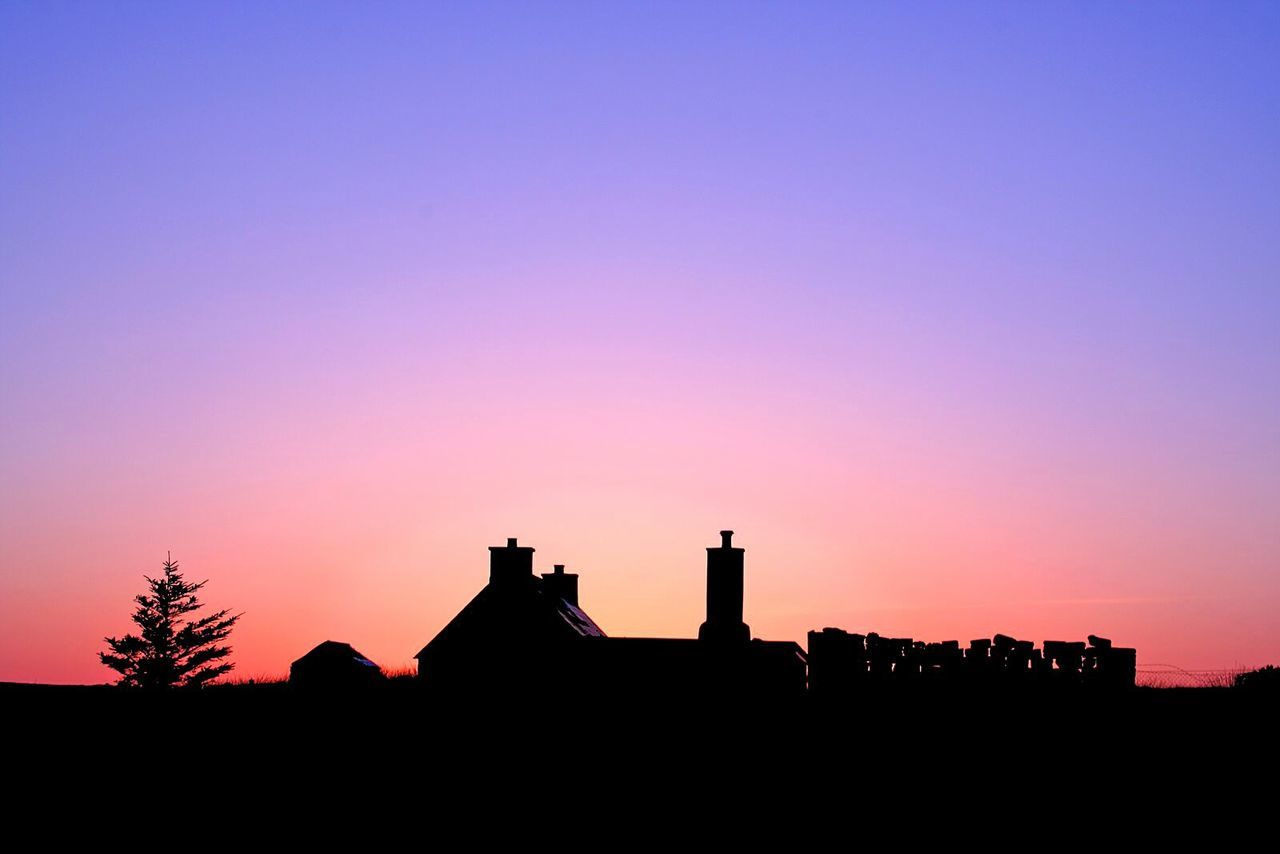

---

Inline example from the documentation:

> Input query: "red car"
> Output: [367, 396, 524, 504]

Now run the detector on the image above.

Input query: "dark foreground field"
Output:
[6, 679, 1273, 833]
[7, 680, 1272, 762]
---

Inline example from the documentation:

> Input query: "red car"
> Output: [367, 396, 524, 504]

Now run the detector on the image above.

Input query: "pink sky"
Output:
[2, 284, 1275, 681]
[2, 5, 1277, 682]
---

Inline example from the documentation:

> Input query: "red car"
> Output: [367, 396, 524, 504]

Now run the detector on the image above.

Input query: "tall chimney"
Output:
[540, 563, 579, 606]
[489, 537, 535, 588]
[698, 530, 750, 644]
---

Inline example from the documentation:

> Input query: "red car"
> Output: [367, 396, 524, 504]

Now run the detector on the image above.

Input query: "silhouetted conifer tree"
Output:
[99, 553, 242, 688]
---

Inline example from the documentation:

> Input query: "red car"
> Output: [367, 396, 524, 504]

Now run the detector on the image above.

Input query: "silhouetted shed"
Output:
[290, 640, 385, 689]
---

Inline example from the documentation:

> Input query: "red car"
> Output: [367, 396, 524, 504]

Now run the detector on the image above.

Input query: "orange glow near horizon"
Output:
[2, 5, 1277, 684]
[2, 379, 1275, 683]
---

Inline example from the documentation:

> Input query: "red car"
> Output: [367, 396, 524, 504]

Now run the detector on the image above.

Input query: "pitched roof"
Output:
[415, 574, 604, 661]
[292, 640, 380, 670]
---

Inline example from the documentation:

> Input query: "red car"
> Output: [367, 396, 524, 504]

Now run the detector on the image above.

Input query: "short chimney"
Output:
[698, 530, 751, 644]
[540, 563, 580, 606]
[489, 537, 535, 588]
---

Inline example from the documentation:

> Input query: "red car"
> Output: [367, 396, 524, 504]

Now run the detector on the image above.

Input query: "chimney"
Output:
[540, 563, 580, 606]
[698, 530, 750, 644]
[489, 537, 535, 588]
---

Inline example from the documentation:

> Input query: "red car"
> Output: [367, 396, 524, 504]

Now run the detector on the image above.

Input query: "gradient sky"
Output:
[2, 2, 1277, 683]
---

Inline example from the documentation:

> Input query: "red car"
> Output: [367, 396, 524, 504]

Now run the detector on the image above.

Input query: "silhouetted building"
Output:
[413, 531, 1137, 699]
[414, 542, 605, 693]
[290, 640, 385, 689]
[415, 531, 807, 698]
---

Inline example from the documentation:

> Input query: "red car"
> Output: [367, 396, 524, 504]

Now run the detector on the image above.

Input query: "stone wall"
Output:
[808, 629, 1136, 694]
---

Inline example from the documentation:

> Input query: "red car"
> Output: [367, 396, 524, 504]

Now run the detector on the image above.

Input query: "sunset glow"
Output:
[2, 3, 1277, 683]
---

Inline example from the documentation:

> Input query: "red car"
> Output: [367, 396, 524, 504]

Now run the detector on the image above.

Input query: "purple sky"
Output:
[1, 3, 1277, 682]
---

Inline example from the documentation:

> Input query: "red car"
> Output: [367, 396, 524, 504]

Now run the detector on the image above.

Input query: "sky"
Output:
[1, 2, 1277, 683]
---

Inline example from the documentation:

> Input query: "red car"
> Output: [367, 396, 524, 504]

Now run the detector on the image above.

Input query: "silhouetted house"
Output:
[414, 542, 605, 693]
[290, 640, 385, 689]
[415, 531, 807, 699]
